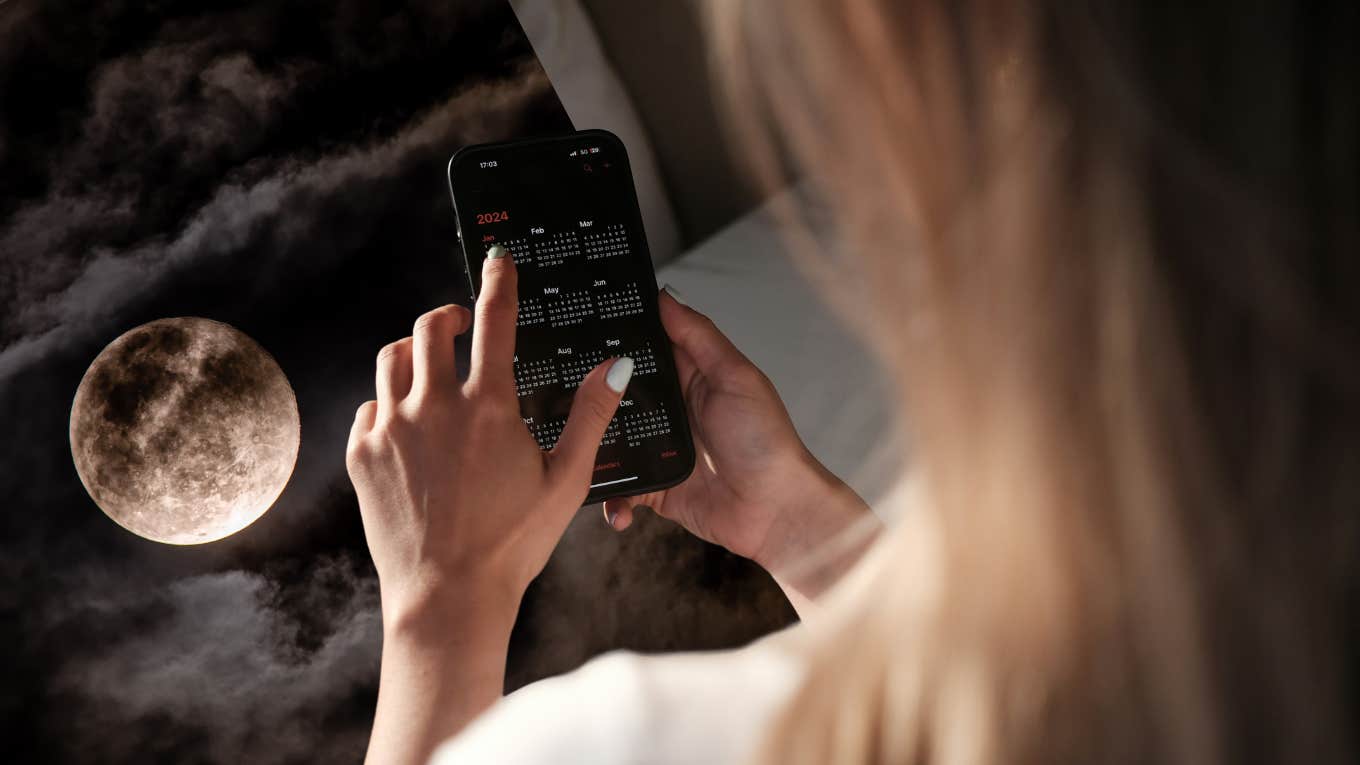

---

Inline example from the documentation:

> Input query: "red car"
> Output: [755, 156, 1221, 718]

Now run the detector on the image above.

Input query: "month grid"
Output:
[546, 290, 594, 327]
[597, 281, 645, 320]
[622, 405, 672, 448]
[535, 231, 582, 268]
[558, 349, 607, 389]
[583, 223, 630, 261]
[514, 357, 558, 397]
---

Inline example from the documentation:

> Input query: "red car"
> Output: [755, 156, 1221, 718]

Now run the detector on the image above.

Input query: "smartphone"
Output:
[447, 129, 695, 504]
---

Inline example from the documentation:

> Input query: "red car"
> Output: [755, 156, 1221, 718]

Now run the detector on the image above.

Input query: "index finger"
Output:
[468, 245, 518, 394]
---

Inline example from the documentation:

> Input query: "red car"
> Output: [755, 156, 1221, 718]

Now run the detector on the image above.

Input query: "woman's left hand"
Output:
[348, 247, 632, 765]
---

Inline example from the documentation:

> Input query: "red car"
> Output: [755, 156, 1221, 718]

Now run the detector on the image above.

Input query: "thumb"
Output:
[549, 356, 634, 487]
[658, 285, 751, 380]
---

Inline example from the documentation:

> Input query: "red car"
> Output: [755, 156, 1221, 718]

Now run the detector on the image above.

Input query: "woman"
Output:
[349, 1, 1359, 763]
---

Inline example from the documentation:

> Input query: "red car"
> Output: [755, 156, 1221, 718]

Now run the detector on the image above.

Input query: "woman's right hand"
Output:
[604, 287, 877, 609]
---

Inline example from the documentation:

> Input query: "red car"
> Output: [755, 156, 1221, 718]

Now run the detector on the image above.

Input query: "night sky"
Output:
[0, 1, 793, 761]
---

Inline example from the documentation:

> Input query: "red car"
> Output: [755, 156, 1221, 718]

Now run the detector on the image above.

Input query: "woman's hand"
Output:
[604, 287, 877, 612]
[348, 248, 632, 620]
[347, 246, 633, 765]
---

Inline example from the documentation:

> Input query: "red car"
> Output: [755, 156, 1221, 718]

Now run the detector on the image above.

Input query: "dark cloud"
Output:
[0, 66, 555, 381]
[46, 556, 380, 764]
[0, 0, 539, 349]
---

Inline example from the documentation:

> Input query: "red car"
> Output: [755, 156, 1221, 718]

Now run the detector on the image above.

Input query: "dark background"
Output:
[0, 1, 793, 762]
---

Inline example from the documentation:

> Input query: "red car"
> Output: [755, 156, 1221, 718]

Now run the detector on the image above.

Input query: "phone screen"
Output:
[447, 130, 695, 503]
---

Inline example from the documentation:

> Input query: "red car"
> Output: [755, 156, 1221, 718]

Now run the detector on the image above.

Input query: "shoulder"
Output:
[430, 630, 805, 765]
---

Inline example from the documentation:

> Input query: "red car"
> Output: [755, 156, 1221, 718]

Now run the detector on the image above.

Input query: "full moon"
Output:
[69, 318, 299, 545]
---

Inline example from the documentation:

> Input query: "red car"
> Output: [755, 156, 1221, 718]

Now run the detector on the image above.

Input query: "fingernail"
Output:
[662, 284, 688, 307]
[606, 356, 634, 393]
[487, 245, 507, 259]
[605, 507, 619, 528]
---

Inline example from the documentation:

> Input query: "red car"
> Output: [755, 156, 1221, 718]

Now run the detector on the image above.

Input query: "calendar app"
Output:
[449, 130, 695, 502]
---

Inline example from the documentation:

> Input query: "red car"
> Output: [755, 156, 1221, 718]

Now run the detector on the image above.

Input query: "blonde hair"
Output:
[707, 2, 1360, 763]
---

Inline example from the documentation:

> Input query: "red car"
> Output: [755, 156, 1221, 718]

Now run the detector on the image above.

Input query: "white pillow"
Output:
[510, 0, 683, 264]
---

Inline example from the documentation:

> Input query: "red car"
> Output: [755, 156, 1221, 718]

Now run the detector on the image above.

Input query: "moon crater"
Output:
[70, 318, 300, 544]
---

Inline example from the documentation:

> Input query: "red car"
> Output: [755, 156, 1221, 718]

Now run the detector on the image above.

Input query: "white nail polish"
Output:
[606, 356, 634, 393]
[487, 245, 507, 259]
[662, 284, 688, 306]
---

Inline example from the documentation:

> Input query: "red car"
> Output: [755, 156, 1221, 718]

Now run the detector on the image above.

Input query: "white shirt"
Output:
[430, 629, 805, 765]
